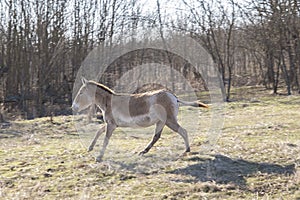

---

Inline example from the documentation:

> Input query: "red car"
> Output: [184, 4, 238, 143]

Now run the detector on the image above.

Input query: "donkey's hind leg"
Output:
[139, 121, 165, 155]
[166, 120, 190, 152]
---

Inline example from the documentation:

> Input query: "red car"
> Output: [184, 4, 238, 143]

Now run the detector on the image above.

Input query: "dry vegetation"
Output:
[0, 87, 299, 199]
[1, 0, 300, 118]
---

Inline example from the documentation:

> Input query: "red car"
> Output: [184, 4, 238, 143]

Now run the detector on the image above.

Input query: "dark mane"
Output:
[87, 81, 115, 94]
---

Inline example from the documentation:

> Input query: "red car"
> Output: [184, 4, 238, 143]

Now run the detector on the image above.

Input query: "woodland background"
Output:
[0, 0, 300, 119]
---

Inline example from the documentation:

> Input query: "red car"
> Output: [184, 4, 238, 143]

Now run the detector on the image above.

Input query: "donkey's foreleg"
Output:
[87, 104, 95, 123]
[88, 125, 106, 152]
[96, 124, 116, 162]
[139, 121, 165, 155]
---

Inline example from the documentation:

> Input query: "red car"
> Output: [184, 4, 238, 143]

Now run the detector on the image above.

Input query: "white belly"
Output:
[113, 112, 159, 128]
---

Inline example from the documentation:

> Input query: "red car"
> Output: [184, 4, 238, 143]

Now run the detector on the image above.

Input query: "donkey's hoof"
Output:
[87, 146, 93, 152]
[186, 147, 191, 152]
[95, 156, 103, 162]
[138, 150, 147, 156]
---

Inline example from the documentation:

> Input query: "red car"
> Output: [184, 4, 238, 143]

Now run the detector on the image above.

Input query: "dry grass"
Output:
[0, 86, 299, 199]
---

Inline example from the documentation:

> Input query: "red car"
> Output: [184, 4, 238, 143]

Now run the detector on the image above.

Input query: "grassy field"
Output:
[0, 86, 299, 199]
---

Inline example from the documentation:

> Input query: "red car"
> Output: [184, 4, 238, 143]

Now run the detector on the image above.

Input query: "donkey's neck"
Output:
[94, 86, 113, 112]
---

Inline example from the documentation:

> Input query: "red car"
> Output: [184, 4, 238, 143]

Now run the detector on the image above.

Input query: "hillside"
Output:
[0, 87, 299, 199]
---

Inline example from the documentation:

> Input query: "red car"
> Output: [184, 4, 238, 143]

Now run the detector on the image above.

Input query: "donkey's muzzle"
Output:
[71, 103, 79, 112]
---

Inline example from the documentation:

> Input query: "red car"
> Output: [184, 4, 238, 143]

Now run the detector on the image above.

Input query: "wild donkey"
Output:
[72, 78, 208, 162]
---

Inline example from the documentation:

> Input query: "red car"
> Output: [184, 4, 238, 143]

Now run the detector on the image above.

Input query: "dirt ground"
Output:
[0, 86, 299, 199]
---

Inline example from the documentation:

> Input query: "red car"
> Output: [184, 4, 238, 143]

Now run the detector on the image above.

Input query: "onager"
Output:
[72, 78, 209, 162]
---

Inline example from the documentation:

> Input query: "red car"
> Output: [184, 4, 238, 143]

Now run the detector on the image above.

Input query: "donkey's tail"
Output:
[177, 99, 209, 108]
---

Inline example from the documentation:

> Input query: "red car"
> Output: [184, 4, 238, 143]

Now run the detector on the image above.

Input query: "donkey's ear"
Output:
[81, 77, 88, 85]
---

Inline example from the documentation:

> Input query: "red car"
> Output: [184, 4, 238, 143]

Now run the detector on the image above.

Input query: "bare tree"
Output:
[243, 0, 300, 94]
[179, 0, 237, 101]
[1, 0, 299, 119]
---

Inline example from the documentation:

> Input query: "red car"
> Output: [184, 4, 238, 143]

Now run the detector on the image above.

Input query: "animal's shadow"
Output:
[105, 153, 295, 188]
[168, 154, 296, 187]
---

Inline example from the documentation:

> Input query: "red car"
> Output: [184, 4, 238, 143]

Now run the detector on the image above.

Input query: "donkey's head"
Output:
[72, 77, 96, 112]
